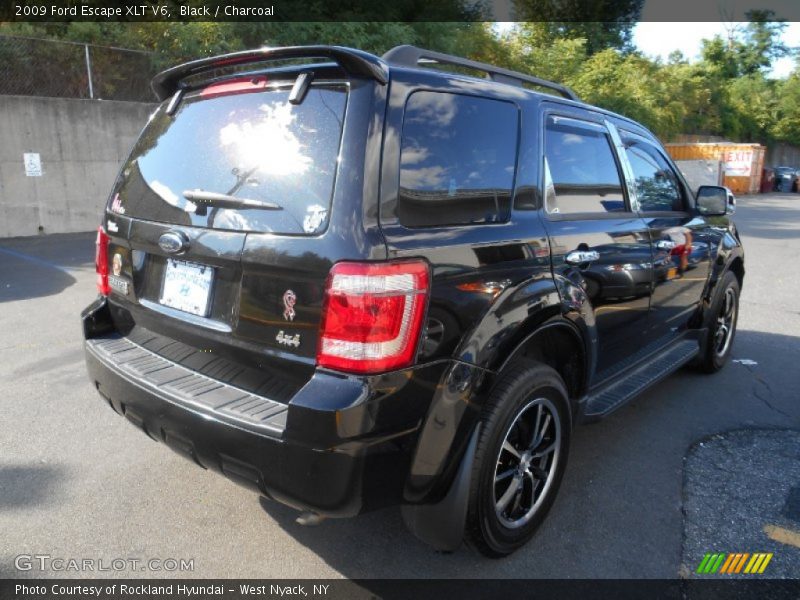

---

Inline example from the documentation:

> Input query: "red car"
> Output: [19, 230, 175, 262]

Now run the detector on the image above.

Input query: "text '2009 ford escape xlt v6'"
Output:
[82, 45, 744, 557]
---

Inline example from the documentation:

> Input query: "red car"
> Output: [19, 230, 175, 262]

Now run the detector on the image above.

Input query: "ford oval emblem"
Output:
[158, 231, 188, 254]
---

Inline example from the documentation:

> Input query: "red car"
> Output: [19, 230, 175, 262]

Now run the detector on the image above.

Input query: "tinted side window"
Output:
[544, 116, 626, 215]
[623, 139, 685, 212]
[398, 92, 518, 228]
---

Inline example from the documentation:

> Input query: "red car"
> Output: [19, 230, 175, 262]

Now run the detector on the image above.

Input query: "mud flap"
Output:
[81, 296, 114, 339]
[401, 424, 481, 552]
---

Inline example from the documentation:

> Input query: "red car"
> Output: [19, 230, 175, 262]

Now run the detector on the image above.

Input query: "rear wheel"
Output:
[697, 271, 740, 373]
[466, 360, 570, 557]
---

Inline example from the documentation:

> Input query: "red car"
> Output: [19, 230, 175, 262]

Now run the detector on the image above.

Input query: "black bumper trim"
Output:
[86, 336, 287, 436]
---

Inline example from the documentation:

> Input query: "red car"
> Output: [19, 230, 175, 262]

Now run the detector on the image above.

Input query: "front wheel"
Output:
[466, 360, 571, 558]
[697, 271, 740, 373]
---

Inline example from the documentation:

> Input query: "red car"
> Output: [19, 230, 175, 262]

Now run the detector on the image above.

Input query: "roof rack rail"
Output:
[151, 45, 389, 101]
[382, 45, 579, 101]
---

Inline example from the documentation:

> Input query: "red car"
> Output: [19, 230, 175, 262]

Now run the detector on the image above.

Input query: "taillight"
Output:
[317, 260, 430, 374]
[95, 226, 110, 296]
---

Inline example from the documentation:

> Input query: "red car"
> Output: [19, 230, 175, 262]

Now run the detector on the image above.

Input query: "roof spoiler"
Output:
[382, 45, 579, 101]
[151, 45, 389, 101]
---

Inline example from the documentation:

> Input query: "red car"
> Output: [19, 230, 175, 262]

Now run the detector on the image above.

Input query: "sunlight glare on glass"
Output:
[219, 102, 311, 177]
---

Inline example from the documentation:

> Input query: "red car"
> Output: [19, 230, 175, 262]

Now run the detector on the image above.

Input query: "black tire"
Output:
[466, 360, 571, 558]
[697, 271, 740, 373]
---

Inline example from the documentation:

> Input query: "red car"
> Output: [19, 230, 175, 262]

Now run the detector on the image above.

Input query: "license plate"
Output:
[159, 259, 214, 317]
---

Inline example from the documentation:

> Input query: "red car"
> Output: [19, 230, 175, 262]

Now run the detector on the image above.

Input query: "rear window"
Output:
[398, 91, 518, 228]
[111, 82, 347, 235]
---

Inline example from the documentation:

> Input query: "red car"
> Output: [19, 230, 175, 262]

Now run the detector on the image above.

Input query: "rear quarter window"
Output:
[398, 92, 519, 228]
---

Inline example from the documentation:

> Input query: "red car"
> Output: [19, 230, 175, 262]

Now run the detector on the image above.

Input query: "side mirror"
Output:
[726, 190, 736, 214]
[696, 186, 728, 217]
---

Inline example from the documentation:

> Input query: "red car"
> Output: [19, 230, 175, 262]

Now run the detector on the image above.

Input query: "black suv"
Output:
[82, 45, 744, 557]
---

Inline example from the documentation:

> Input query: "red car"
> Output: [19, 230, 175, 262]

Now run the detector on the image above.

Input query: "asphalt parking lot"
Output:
[0, 193, 798, 579]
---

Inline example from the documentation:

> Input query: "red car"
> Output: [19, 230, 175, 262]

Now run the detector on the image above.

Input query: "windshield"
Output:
[111, 82, 347, 234]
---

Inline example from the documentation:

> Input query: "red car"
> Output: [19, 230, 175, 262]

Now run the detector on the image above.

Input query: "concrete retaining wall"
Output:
[0, 95, 155, 237]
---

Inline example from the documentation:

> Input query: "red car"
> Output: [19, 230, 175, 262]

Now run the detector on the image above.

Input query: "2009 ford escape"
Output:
[82, 45, 744, 557]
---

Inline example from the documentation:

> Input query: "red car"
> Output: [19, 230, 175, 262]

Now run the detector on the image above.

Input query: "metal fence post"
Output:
[84, 43, 94, 99]
[0, 34, 155, 101]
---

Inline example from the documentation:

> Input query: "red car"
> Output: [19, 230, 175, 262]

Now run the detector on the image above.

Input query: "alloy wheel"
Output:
[493, 397, 561, 529]
[714, 287, 737, 357]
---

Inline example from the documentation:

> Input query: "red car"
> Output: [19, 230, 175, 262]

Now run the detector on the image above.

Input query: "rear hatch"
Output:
[101, 55, 382, 398]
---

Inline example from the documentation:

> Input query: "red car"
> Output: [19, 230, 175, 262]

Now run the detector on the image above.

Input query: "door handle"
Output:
[565, 250, 600, 266]
[656, 240, 677, 250]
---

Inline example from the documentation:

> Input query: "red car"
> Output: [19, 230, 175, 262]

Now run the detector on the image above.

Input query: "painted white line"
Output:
[733, 359, 758, 366]
[0, 246, 89, 274]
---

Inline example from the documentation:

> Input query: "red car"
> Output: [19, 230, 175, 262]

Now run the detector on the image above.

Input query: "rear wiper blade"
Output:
[183, 190, 283, 211]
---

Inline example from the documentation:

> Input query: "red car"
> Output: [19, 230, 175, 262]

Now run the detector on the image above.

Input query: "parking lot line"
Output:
[764, 524, 800, 549]
[0, 245, 84, 274]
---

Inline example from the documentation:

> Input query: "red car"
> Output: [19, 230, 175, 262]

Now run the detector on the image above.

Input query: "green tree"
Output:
[737, 10, 790, 75]
[511, 0, 644, 55]
[701, 11, 790, 78]
[726, 75, 777, 141]
[2, 16, 798, 149]
[701, 36, 740, 79]
[569, 49, 666, 130]
[771, 66, 800, 142]
[501, 26, 587, 91]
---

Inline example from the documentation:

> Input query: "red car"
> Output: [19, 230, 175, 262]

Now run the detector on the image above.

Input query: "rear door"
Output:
[540, 107, 655, 382]
[377, 73, 545, 372]
[103, 71, 367, 394]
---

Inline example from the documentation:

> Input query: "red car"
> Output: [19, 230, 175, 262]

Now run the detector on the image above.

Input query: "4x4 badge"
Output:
[283, 290, 297, 322]
[276, 331, 301, 348]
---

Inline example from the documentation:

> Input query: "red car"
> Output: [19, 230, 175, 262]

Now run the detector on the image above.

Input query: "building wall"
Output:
[668, 138, 800, 172]
[0, 95, 155, 237]
[664, 143, 765, 195]
[766, 143, 800, 168]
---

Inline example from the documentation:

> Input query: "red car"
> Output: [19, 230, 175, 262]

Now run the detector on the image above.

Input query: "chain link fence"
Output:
[0, 35, 158, 102]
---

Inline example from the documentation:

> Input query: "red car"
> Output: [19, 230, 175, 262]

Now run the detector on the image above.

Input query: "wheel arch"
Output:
[728, 255, 745, 290]
[495, 317, 590, 421]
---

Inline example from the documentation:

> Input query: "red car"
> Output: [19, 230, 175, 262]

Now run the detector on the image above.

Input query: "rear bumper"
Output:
[85, 337, 415, 517]
[82, 297, 472, 517]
